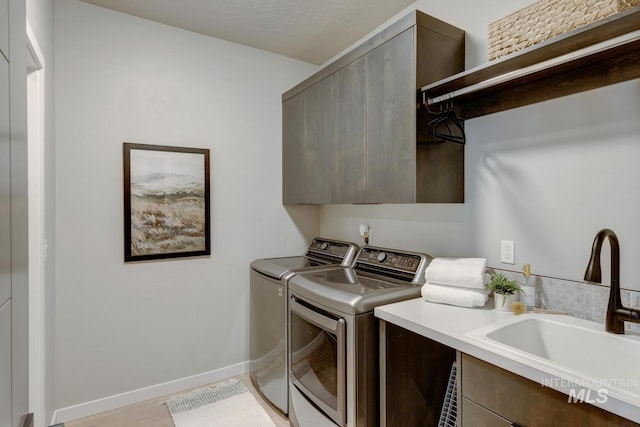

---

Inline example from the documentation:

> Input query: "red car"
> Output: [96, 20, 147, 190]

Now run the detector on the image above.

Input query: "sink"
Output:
[465, 315, 640, 405]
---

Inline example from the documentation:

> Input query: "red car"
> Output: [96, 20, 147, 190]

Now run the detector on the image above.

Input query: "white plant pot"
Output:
[494, 293, 517, 311]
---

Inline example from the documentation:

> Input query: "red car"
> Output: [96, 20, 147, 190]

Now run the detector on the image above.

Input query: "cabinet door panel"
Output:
[366, 29, 416, 203]
[332, 56, 366, 204]
[383, 322, 456, 426]
[282, 93, 305, 204]
[461, 354, 640, 427]
[282, 76, 336, 205]
[303, 76, 336, 204]
[462, 398, 512, 427]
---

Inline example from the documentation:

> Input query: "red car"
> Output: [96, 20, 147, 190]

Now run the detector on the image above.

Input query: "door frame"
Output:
[27, 20, 45, 427]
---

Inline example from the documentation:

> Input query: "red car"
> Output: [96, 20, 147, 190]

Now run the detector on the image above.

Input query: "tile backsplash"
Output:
[493, 269, 640, 332]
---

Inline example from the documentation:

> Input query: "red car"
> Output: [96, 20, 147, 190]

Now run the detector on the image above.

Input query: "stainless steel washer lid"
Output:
[250, 256, 322, 279]
[288, 246, 432, 315]
[250, 238, 359, 280]
[289, 268, 423, 315]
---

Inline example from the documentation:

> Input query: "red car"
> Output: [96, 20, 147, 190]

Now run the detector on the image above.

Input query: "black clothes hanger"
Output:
[434, 110, 465, 144]
[423, 101, 466, 145]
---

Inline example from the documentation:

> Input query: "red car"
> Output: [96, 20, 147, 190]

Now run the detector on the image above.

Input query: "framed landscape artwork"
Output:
[123, 143, 211, 262]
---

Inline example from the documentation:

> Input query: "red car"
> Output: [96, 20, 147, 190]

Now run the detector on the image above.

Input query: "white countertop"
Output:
[374, 297, 640, 424]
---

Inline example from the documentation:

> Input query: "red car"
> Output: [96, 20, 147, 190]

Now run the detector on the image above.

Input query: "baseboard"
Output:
[51, 361, 249, 424]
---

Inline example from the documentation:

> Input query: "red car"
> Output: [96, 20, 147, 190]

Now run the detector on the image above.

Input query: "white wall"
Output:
[320, 0, 640, 290]
[54, 0, 319, 410]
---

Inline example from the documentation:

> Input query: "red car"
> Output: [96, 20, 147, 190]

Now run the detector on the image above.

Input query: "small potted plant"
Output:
[486, 272, 523, 311]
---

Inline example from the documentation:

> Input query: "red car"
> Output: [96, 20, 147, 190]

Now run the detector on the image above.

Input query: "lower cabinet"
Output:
[380, 322, 640, 427]
[460, 353, 640, 427]
[380, 321, 456, 427]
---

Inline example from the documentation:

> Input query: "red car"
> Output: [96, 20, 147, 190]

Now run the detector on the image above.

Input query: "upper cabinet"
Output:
[282, 11, 465, 205]
[421, 6, 640, 119]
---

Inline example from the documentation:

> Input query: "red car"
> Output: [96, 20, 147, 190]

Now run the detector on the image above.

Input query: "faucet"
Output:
[584, 228, 640, 334]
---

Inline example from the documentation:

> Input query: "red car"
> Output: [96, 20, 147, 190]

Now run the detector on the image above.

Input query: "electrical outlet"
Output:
[359, 224, 370, 245]
[500, 240, 515, 264]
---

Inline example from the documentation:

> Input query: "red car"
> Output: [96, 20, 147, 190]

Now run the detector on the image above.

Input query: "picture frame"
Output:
[123, 143, 211, 262]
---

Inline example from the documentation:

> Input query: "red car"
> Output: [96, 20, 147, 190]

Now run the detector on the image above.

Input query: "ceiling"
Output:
[79, 0, 415, 65]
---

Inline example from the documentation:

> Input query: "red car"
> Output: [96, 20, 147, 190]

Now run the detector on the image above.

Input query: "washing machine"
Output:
[249, 238, 359, 413]
[287, 245, 432, 426]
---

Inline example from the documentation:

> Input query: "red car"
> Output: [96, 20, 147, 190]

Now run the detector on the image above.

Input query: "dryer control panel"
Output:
[306, 238, 359, 265]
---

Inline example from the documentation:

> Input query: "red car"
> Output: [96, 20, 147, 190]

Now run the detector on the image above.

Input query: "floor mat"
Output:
[165, 379, 276, 427]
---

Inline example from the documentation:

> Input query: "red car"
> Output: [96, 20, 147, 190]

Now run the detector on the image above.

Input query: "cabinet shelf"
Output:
[421, 6, 640, 119]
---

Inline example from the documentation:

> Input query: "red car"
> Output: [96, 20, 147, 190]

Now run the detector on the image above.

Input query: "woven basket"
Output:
[488, 0, 640, 60]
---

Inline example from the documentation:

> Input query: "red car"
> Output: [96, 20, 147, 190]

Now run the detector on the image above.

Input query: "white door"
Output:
[0, 21, 13, 427]
[1, 0, 30, 425]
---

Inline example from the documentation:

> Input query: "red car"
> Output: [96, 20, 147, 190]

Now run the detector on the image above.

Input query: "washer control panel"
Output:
[356, 247, 423, 273]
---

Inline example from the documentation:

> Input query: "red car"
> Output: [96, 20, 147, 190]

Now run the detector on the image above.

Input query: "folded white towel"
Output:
[421, 283, 489, 308]
[424, 257, 487, 289]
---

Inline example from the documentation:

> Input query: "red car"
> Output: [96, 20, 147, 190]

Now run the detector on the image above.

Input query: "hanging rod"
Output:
[422, 29, 640, 107]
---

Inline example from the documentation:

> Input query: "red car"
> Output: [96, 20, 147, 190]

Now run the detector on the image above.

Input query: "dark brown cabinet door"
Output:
[462, 398, 513, 427]
[332, 56, 366, 204]
[461, 354, 640, 427]
[333, 29, 416, 204]
[282, 75, 336, 205]
[383, 322, 456, 426]
[365, 28, 415, 203]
